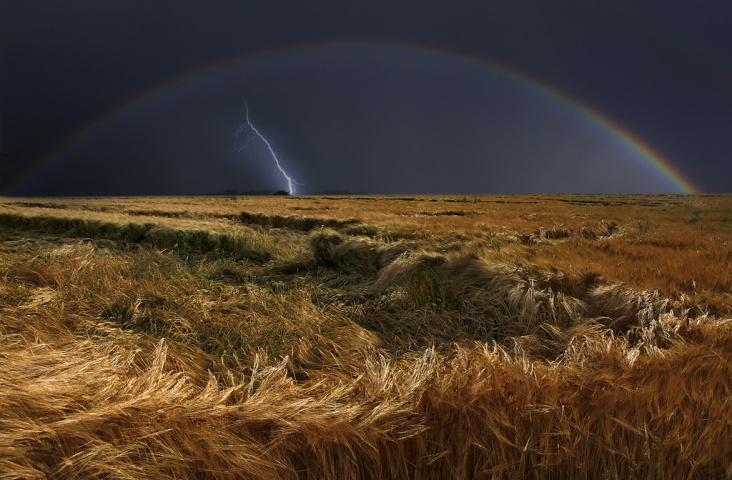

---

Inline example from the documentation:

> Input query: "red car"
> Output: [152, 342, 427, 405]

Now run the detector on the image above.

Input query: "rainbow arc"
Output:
[7, 43, 701, 195]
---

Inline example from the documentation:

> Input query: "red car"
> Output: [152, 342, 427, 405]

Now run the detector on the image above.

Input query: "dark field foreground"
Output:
[0, 194, 730, 479]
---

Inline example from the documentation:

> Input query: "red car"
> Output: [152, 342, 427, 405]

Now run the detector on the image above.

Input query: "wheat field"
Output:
[0, 194, 730, 479]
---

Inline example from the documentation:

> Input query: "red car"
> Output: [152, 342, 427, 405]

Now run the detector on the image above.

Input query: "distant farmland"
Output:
[0, 194, 730, 479]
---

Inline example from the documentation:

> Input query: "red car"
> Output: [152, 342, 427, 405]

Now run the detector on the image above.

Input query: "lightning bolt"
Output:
[235, 102, 297, 195]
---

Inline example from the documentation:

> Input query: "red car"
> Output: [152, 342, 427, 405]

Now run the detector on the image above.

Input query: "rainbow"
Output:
[8, 43, 702, 195]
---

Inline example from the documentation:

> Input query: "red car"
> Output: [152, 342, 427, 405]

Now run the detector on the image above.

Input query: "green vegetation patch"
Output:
[0, 213, 271, 261]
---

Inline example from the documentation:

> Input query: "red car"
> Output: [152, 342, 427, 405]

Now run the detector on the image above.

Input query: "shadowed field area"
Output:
[0, 194, 730, 479]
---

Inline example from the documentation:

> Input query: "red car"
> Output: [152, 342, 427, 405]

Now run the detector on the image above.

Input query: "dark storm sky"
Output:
[1, 1, 731, 195]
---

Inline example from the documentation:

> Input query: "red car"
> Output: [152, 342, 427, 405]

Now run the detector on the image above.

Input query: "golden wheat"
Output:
[0, 194, 729, 479]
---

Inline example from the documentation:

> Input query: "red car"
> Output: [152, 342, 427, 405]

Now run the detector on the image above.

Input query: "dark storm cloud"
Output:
[1, 1, 731, 195]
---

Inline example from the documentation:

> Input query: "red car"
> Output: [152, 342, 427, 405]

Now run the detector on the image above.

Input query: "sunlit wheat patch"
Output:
[0, 194, 729, 478]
